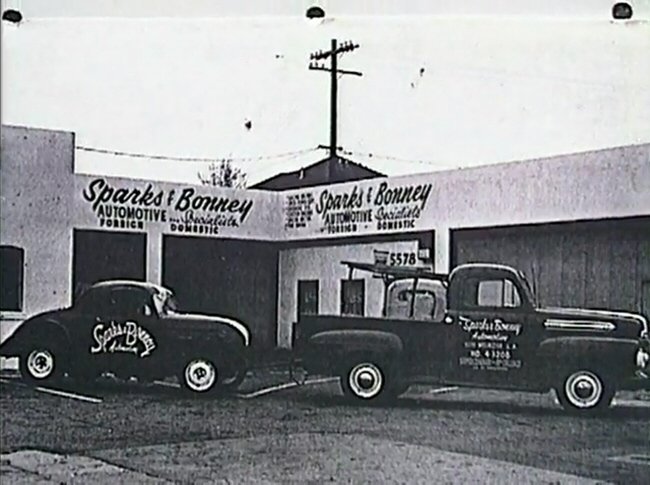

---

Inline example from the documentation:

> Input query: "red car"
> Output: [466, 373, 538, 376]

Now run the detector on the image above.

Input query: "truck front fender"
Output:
[538, 336, 639, 381]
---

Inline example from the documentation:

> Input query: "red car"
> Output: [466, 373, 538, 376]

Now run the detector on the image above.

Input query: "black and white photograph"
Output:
[1, 1, 649, 483]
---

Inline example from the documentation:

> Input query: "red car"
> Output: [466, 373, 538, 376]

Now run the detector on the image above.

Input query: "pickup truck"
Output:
[0, 280, 250, 394]
[293, 261, 650, 413]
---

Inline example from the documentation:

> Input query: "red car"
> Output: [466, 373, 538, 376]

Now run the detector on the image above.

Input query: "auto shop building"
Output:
[1, 125, 649, 352]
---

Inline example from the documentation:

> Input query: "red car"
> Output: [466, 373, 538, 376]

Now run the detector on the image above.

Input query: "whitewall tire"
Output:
[22, 348, 61, 385]
[557, 369, 614, 413]
[182, 358, 219, 394]
[343, 360, 394, 402]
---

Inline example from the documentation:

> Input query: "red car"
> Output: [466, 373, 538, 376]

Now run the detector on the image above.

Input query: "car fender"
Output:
[173, 331, 248, 370]
[0, 318, 71, 357]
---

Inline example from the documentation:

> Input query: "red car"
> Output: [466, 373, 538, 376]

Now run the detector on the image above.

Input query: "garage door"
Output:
[452, 217, 650, 313]
[162, 236, 278, 349]
[72, 229, 147, 301]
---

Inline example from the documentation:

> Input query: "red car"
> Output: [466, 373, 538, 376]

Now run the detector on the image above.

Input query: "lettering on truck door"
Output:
[445, 273, 539, 387]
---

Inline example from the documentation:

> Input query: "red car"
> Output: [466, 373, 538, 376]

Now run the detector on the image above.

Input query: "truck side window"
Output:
[477, 279, 521, 308]
[341, 279, 365, 316]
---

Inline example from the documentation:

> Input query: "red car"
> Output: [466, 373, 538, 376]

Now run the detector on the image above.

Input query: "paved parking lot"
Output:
[1, 371, 649, 484]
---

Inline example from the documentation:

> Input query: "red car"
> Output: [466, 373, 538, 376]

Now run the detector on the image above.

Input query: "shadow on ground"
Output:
[292, 390, 650, 421]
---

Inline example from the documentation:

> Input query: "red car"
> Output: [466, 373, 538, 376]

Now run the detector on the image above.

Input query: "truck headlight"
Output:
[636, 347, 650, 369]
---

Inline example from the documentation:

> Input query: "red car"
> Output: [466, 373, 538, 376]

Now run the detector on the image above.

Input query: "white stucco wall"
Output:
[280, 143, 650, 273]
[276, 239, 422, 347]
[0, 126, 76, 367]
[0, 126, 76, 321]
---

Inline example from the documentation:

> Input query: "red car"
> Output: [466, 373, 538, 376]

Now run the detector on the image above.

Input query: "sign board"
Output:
[76, 176, 278, 239]
[283, 179, 435, 239]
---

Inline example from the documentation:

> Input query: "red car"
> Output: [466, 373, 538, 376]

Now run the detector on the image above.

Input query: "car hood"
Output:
[539, 306, 648, 338]
[163, 312, 250, 346]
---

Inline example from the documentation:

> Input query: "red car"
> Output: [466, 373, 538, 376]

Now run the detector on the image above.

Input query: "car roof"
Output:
[89, 280, 170, 294]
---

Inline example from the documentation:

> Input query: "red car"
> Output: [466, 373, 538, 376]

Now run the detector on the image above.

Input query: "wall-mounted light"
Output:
[2, 9, 23, 23]
[612, 2, 633, 20]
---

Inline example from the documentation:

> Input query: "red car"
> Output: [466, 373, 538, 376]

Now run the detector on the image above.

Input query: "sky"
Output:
[2, 1, 649, 186]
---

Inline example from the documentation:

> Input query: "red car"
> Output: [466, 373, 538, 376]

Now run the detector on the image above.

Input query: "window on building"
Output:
[297, 280, 319, 316]
[341, 279, 365, 316]
[0, 246, 24, 312]
[477, 279, 521, 308]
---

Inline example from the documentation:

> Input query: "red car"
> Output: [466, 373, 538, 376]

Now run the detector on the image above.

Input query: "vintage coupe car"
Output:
[294, 261, 650, 413]
[0, 280, 251, 394]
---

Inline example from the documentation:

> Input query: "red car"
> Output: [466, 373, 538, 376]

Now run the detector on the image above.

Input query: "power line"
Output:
[340, 148, 458, 169]
[75, 145, 321, 163]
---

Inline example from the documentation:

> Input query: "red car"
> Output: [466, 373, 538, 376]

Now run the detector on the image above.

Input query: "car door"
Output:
[66, 286, 114, 374]
[88, 287, 159, 377]
[444, 271, 541, 389]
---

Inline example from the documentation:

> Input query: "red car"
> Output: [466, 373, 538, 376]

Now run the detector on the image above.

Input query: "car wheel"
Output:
[181, 358, 219, 395]
[342, 359, 392, 403]
[21, 347, 63, 385]
[556, 369, 614, 413]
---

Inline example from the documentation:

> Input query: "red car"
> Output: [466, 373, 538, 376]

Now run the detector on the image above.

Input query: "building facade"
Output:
[1, 125, 649, 354]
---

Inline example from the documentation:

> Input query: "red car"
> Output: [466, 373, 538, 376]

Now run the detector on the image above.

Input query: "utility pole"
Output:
[309, 39, 362, 158]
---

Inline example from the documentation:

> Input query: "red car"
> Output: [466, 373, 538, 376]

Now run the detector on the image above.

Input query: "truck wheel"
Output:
[21, 346, 63, 386]
[181, 358, 220, 395]
[343, 359, 393, 403]
[556, 369, 614, 413]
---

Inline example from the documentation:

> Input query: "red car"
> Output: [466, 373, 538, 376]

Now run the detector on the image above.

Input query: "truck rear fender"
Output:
[309, 330, 404, 365]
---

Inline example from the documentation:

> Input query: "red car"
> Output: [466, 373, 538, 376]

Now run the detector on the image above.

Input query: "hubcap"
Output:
[26, 350, 55, 380]
[565, 371, 603, 408]
[184, 359, 217, 392]
[348, 363, 383, 399]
